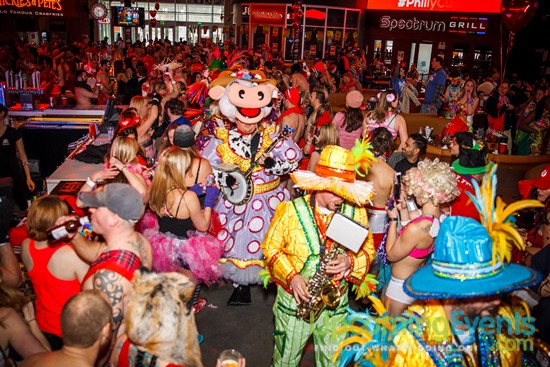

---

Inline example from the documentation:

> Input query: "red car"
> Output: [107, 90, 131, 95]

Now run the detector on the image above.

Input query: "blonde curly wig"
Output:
[403, 158, 460, 206]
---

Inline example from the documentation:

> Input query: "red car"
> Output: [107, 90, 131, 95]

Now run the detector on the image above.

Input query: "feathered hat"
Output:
[290, 142, 375, 206]
[404, 164, 542, 299]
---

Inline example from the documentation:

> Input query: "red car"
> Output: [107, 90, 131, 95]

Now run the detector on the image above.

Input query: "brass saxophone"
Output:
[296, 243, 344, 323]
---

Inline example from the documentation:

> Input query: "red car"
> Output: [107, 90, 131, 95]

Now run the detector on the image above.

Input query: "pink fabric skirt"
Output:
[140, 211, 224, 285]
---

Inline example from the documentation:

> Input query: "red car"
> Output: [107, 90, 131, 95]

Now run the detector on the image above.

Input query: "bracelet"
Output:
[86, 177, 97, 189]
[80, 223, 93, 240]
[26, 319, 35, 323]
[388, 218, 398, 222]
[22, 161, 29, 166]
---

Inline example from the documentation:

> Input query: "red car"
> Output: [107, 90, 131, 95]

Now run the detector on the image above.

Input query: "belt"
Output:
[254, 178, 281, 194]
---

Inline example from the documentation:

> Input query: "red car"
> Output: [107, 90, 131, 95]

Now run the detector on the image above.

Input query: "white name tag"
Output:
[326, 212, 369, 253]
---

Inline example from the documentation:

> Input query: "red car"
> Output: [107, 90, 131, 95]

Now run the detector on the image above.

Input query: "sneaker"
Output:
[193, 297, 207, 314]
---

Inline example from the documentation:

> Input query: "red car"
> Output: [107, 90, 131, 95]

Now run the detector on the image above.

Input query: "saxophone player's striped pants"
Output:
[271, 285, 350, 367]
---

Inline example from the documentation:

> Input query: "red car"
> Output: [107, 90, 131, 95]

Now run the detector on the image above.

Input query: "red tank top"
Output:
[27, 240, 82, 337]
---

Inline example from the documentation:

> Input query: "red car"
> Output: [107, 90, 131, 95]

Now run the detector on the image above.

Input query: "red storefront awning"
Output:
[305, 9, 326, 20]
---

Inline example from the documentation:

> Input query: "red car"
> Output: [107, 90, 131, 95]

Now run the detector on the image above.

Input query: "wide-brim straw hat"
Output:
[290, 145, 374, 205]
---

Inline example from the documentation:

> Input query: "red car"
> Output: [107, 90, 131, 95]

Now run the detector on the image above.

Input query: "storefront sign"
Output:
[249, 4, 286, 26]
[379, 14, 489, 34]
[380, 15, 446, 32]
[367, 0, 501, 13]
[448, 16, 488, 34]
[0, 0, 77, 17]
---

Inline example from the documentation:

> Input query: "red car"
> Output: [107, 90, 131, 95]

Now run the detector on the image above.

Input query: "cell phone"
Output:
[393, 172, 402, 202]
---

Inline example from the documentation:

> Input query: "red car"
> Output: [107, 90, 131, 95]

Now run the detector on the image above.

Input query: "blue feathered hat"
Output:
[404, 216, 540, 299]
[404, 165, 542, 299]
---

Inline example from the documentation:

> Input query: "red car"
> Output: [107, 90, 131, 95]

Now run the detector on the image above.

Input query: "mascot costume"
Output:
[202, 70, 303, 305]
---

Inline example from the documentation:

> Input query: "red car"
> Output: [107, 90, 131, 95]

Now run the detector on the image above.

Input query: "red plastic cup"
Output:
[499, 142, 507, 154]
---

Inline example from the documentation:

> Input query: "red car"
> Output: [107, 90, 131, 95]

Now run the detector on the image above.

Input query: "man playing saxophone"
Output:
[261, 145, 376, 367]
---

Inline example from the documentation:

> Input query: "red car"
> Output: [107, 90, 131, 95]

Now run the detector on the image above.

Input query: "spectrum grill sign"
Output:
[380, 15, 489, 34]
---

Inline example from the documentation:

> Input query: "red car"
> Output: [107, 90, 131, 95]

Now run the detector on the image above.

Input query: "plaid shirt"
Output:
[83, 249, 142, 284]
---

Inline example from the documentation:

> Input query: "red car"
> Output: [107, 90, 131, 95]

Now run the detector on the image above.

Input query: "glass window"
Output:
[325, 28, 343, 61]
[384, 40, 393, 64]
[416, 43, 433, 75]
[344, 30, 359, 47]
[345, 10, 359, 29]
[270, 27, 283, 59]
[409, 43, 416, 68]
[252, 26, 267, 50]
[304, 27, 323, 60]
[374, 40, 382, 60]
[177, 26, 186, 42]
[327, 9, 345, 27]
[166, 28, 174, 43]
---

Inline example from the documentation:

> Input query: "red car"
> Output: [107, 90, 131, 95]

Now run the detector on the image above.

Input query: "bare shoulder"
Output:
[200, 157, 213, 173]
[136, 233, 152, 269]
[20, 352, 60, 367]
[20, 238, 31, 260]
[0, 306, 17, 322]
[379, 160, 396, 176]
[369, 160, 394, 176]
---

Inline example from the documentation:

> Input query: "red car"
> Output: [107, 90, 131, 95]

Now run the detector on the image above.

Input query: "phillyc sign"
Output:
[380, 15, 489, 34]
[368, 0, 501, 13]
[0, 0, 77, 17]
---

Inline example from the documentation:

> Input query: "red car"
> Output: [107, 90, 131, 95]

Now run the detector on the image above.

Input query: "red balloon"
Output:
[501, 0, 538, 33]
[154, 2, 160, 10]
[149, 10, 157, 18]
[149, 19, 157, 26]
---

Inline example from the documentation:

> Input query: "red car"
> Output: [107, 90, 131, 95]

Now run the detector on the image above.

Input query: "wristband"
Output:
[0, 242, 9, 247]
[86, 177, 97, 189]
[22, 161, 29, 166]
[388, 218, 398, 222]
[79, 223, 93, 240]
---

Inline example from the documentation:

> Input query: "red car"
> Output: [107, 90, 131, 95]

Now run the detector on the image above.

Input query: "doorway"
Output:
[417, 43, 433, 82]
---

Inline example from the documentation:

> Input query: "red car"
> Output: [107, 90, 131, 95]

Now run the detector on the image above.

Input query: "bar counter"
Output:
[425, 144, 550, 200]
[11, 104, 107, 178]
[9, 104, 107, 119]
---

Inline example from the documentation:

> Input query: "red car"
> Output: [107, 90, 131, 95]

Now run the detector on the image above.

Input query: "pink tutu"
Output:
[139, 211, 224, 285]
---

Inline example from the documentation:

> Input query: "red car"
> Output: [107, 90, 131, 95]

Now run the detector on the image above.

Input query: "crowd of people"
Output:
[1, 35, 550, 367]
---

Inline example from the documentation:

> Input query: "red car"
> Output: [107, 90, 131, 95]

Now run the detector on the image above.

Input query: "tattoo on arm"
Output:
[421, 225, 431, 233]
[130, 237, 141, 257]
[94, 270, 125, 329]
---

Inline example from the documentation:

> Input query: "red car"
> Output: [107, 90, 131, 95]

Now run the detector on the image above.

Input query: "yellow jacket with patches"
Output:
[261, 194, 374, 294]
